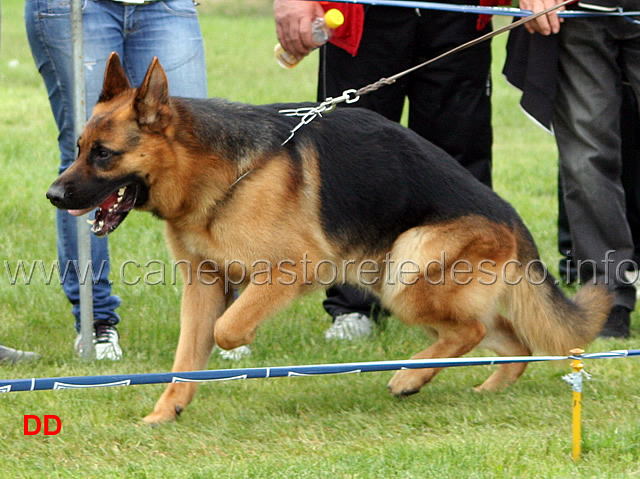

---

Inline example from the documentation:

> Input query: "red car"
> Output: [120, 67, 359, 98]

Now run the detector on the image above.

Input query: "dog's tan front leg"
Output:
[143, 278, 226, 425]
[214, 271, 307, 351]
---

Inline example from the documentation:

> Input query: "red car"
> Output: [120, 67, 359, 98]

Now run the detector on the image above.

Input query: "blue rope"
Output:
[580, 349, 640, 359]
[2, 350, 638, 393]
[325, 0, 640, 18]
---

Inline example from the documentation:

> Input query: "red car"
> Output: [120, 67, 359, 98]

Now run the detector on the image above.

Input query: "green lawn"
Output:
[1, 0, 639, 477]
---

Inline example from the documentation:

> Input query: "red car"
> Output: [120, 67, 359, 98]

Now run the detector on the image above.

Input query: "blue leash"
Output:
[324, 0, 640, 19]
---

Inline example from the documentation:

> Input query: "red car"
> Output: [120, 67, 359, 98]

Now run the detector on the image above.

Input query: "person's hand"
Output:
[274, 0, 326, 60]
[520, 0, 566, 35]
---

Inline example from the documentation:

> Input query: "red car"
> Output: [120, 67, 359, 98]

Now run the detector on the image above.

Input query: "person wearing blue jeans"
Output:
[25, 0, 208, 359]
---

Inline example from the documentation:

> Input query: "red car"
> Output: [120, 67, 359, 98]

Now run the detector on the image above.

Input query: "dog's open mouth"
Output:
[69, 184, 138, 236]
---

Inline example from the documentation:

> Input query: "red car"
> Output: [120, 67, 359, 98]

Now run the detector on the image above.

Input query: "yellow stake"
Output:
[569, 348, 585, 461]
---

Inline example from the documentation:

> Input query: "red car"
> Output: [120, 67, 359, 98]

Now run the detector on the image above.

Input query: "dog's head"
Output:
[46, 52, 173, 236]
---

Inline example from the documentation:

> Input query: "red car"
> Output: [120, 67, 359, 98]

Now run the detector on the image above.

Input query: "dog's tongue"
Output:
[68, 207, 94, 217]
[68, 192, 119, 217]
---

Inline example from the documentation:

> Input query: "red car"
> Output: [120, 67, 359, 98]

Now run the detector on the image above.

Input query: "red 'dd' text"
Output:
[23, 415, 61, 435]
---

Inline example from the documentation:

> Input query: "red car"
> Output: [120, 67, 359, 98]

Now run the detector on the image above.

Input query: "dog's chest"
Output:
[177, 224, 231, 261]
[174, 220, 265, 264]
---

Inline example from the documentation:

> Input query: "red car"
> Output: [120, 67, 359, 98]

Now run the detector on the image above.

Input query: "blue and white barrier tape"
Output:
[1, 349, 638, 393]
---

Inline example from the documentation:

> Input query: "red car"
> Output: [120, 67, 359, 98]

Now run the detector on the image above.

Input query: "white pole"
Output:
[71, 0, 94, 360]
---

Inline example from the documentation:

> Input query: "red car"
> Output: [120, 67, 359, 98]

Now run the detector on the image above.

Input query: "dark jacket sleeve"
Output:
[503, 25, 559, 132]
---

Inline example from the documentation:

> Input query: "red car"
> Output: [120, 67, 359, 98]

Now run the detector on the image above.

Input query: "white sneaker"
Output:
[75, 324, 123, 361]
[324, 312, 374, 341]
[0, 344, 40, 363]
[217, 345, 252, 360]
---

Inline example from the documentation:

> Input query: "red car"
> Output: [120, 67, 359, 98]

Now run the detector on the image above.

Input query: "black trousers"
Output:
[318, 4, 493, 320]
[558, 81, 640, 283]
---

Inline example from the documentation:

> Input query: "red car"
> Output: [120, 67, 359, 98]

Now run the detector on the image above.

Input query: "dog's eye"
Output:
[90, 145, 119, 169]
[97, 149, 111, 160]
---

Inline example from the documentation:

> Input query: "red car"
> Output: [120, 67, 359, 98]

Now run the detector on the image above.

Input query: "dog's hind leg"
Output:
[387, 317, 486, 396]
[383, 220, 514, 397]
[143, 276, 227, 425]
[474, 314, 531, 392]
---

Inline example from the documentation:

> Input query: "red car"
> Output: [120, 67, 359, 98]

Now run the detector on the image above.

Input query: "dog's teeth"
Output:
[114, 189, 125, 208]
[98, 220, 104, 230]
[87, 218, 96, 225]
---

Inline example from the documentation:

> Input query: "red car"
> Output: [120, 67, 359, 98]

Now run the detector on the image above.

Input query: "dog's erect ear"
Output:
[134, 57, 171, 131]
[99, 52, 131, 103]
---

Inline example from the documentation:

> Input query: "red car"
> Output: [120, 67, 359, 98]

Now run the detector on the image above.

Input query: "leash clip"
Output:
[280, 89, 360, 145]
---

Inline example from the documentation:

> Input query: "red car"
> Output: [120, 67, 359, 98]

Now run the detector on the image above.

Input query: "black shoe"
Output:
[0, 344, 41, 364]
[599, 306, 631, 339]
[577, 0, 618, 11]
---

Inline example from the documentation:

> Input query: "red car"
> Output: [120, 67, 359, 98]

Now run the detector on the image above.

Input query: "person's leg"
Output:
[25, 0, 121, 334]
[409, 4, 493, 187]
[620, 81, 640, 266]
[557, 173, 579, 285]
[558, 76, 640, 287]
[318, 6, 417, 118]
[120, 0, 207, 98]
[322, 286, 378, 340]
[618, 10, 640, 268]
[81, 0, 208, 355]
[554, 17, 635, 336]
[81, 0, 207, 121]
[318, 6, 418, 331]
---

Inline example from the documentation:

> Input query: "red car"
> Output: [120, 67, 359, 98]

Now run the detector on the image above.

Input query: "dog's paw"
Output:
[387, 370, 425, 397]
[142, 405, 181, 426]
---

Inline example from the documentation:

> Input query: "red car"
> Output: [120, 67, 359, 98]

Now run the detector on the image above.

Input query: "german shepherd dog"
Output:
[47, 53, 610, 425]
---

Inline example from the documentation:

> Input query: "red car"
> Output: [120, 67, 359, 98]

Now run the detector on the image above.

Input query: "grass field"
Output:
[1, 0, 639, 477]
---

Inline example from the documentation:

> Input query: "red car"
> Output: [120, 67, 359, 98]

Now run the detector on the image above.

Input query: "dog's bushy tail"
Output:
[505, 231, 612, 355]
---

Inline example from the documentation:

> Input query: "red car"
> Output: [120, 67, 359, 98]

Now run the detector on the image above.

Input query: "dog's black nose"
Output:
[46, 182, 67, 208]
